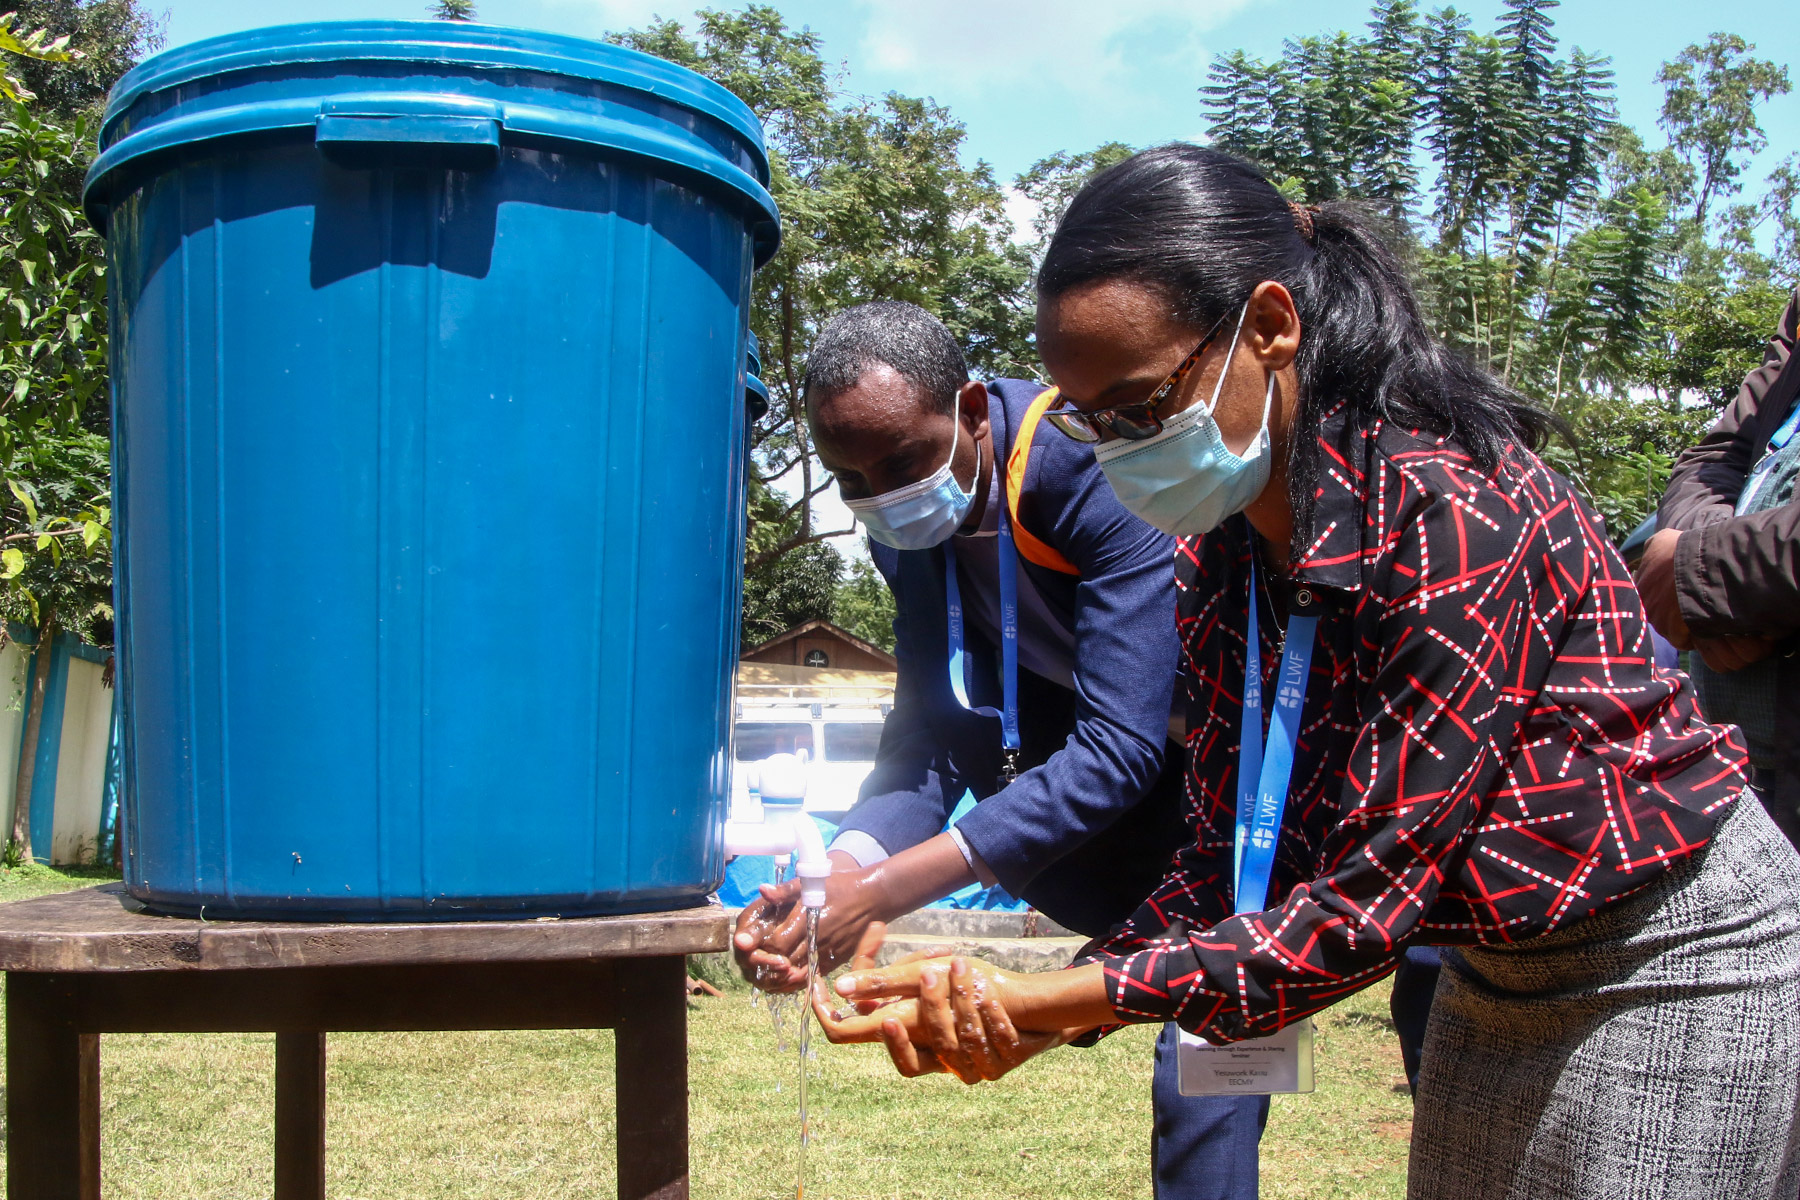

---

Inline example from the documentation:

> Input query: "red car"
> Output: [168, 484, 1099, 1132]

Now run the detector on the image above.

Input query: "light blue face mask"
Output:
[843, 393, 978, 550]
[1093, 304, 1274, 538]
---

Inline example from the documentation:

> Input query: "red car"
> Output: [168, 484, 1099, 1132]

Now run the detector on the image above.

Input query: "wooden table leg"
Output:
[274, 1032, 327, 1200]
[614, 957, 689, 1200]
[7, 974, 100, 1200]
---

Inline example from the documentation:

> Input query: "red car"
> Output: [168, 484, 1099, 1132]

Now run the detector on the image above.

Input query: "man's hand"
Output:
[1692, 635, 1778, 673]
[732, 866, 882, 991]
[1634, 528, 1693, 649]
[732, 831, 986, 991]
[1634, 528, 1778, 672]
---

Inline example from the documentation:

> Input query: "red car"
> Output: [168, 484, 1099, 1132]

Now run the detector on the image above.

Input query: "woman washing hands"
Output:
[817, 144, 1800, 1200]
[813, 928, 1096, 1084]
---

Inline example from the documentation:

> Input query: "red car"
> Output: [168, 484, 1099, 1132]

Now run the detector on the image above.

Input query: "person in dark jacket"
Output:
[1638, 284, 1800, 846]
[733, 301, 1266, 1200]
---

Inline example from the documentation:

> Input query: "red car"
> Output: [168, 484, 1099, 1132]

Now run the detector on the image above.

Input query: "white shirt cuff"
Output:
[827, 829, 890, 868]
[947, 824, 999, 887]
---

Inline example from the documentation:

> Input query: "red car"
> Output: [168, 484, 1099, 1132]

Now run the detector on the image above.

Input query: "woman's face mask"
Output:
[843, 391, 978, 549]
[1091, 303, 1275, 538]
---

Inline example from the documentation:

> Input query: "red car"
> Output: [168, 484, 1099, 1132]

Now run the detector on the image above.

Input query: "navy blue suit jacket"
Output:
[834, 379, 1189, 936]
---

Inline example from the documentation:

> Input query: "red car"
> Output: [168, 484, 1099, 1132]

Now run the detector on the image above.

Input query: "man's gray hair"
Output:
[803, 301, 969, 416]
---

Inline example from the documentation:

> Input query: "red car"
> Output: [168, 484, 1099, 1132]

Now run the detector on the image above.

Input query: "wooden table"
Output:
[0, 884, 728, 1200]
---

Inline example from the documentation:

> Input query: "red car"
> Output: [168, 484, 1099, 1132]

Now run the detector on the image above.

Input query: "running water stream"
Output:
[797, 907, 819, 1199]
[751, 906, 822, 1200]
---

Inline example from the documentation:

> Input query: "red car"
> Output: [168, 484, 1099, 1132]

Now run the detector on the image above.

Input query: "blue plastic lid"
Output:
[86, 21, 780, 261]
[102, 21, 767, 168]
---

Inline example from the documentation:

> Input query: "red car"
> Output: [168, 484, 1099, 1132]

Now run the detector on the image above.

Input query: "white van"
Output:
[731, 700, 888, 821]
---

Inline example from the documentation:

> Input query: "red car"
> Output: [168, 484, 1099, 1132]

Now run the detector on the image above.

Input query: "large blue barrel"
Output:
[84, 22, 779, 917]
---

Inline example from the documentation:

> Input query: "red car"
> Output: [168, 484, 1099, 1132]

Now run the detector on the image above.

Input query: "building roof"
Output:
[741, 618, 897, 668]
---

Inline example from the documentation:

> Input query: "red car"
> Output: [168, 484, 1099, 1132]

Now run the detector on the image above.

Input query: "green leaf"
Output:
[80, 520, 98, 548]
[1, 548, 22, 579]
[7, 478, 36, 524]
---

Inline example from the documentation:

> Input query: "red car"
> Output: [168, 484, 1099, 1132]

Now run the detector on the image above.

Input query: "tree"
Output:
[5, 0, 161, 120]
[1197, 3, 1796, 542]
[0, 12, 121, 860]
[432, 0, 477, 20]
[1202, 0, 1623, 392]
[741, 539, 842, 648]
[1013, 142, 1135, 253]
[0, 426, 111, 859]
[832, 558, 895, 653]
[1656, 34, 1790, 228]
[615, 7, 1032, 640]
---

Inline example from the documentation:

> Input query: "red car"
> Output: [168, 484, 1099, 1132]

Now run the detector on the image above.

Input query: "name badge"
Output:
[1175, 1020, 1315, 1096]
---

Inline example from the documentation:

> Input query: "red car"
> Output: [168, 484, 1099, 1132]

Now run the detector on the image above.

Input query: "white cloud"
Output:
[769, 459, 871, 561]
[853, 0, 1249, 119]
[525, 0, 680, 35]
[1002, 185, 1042, 245]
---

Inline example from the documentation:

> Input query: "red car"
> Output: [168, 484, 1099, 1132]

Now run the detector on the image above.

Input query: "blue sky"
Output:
[165, 1, 1797, 191]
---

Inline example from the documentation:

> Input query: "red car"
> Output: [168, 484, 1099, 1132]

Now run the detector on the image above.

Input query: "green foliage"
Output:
[0, 10, 127, 648]
[831, 558, 896, 653]
[1656, 33, 1790, 227]
[1013, 142, 1135, 251]
[741, 539, 842, 649]
[0, 424, 111, 640]
[616, 8, 1032, 642]
[432, 0, 477, 20]
[1638, 277, 1791, 406]
[1201, 2, 1798, 538]
[1541, 395, 1713, 537]
[0, 9, 73, 102]
[0, 98, 106, 448]
[3, 0, 161, 118]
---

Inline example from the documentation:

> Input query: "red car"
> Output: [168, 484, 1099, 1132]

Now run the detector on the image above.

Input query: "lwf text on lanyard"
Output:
[1236, 558, 1318, 913]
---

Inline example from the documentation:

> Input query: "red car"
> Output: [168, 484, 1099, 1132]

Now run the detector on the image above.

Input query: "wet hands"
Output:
[732, 868, 880, 991]
[812, 928, 1068, 1084]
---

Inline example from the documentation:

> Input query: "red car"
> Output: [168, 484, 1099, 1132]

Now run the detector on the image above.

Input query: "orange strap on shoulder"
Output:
[1004, 387, 1081, 576]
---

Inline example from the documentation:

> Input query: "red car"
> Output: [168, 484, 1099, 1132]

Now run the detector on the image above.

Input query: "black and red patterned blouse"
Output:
[1090, 403, 1747, 1043]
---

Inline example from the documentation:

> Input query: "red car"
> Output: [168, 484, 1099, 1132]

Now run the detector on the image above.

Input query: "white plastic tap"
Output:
[723, 751, 830, 909]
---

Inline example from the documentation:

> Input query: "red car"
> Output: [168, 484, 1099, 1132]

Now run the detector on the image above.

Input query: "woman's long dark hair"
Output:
[1037, 143, 1552, 550]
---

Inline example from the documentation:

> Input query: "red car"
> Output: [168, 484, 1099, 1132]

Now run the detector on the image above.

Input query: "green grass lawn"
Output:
[0, 869, 1412, 1198]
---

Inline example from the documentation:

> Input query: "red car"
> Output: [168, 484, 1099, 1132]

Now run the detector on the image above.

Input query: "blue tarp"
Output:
[717, 791, 1030, 912]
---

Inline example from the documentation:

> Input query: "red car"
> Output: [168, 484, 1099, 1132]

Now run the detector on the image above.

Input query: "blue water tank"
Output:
[84, 21, 779, 918]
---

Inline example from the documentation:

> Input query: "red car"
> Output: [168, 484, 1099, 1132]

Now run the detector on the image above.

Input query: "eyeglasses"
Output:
[1042, 311, 1233, 444]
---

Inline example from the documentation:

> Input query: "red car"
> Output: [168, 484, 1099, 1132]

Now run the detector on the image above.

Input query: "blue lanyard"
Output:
[1773, 400, 1800, 453]
[944, 507, 1022, 781]
[1234, 559, 1319, 914]
[1740, 398, 1800, 515]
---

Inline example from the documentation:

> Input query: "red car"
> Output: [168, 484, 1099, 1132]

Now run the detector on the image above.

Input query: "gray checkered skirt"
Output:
[1409, 795, 1800, 1200]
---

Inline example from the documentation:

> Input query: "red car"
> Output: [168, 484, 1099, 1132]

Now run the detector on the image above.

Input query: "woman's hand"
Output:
[813, 940, 1073, 1083]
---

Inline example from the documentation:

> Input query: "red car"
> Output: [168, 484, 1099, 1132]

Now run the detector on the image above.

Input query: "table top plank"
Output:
[0, 886, 730, 972]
